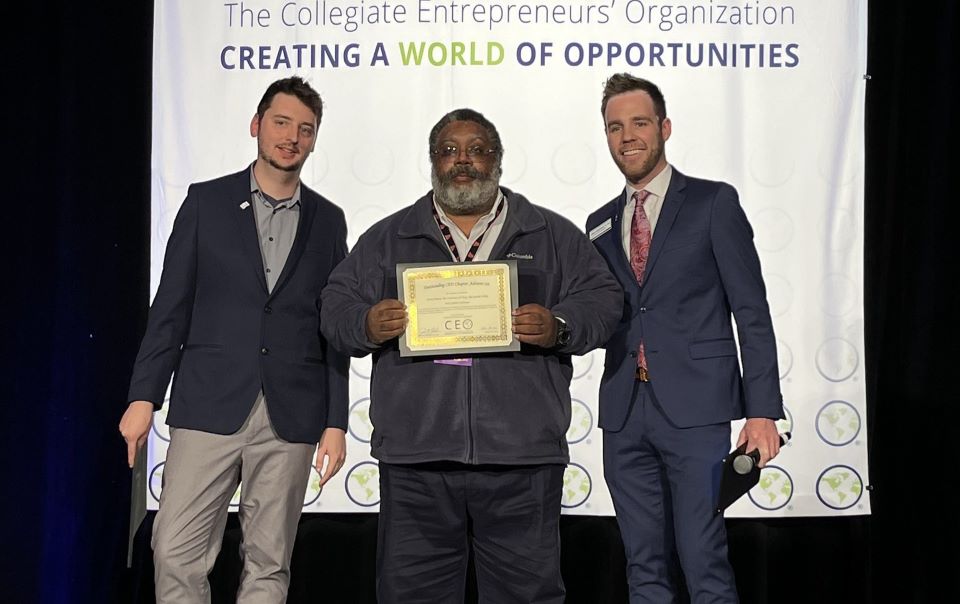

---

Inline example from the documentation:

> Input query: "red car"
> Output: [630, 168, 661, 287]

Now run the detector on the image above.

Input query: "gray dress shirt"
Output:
[250, 168, 301, 293]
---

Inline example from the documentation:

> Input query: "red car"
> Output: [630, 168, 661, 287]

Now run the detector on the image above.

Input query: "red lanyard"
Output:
[431, 196, 505, 262]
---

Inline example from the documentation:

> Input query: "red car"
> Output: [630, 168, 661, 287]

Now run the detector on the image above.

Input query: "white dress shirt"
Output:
[621, 164, 674, 261]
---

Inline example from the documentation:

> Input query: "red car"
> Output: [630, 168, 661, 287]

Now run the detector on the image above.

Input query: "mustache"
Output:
[439, 165, 486, 182]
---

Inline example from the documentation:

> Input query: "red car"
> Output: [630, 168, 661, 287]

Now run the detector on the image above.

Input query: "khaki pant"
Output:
[152, 396, 314, 603]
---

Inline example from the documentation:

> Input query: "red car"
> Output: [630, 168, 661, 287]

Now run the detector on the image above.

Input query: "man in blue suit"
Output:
[118, 76, 349, 602]
[587, 73, 785, 603]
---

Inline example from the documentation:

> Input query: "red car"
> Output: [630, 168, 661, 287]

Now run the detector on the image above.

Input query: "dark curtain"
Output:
[3, 1, 956, 602]
[862, 2, 958, 603]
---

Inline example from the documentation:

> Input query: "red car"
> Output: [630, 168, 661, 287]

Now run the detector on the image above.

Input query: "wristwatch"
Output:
[554, 316, 571, 347]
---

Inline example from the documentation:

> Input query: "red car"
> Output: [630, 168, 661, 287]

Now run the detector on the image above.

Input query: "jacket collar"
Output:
[606, 168, 689, 292]
[643, 168, 687, 285]
[396, 187, 547, 249]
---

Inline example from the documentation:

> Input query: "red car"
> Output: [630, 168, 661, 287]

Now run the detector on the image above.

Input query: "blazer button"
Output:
[639, 307, 647, 313]
[260, 347, 269, 355]
[629, 351, 637, 358]
[264, 305, 272, 314]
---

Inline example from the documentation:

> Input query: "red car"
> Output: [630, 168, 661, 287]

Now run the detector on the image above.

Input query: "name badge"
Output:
[434, 358, 473, 367]
[589, 218, 613, 241]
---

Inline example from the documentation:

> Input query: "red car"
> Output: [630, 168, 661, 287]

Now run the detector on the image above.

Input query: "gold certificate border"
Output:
[406, 265, 510, 349]
[396, 260, 521, 357]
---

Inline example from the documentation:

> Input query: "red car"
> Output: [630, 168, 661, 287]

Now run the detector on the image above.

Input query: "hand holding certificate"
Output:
[366, 299, 407, 345]
[397, 260, 520, 357]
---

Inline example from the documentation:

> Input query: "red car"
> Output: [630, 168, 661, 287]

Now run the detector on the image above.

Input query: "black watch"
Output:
[554, 316, 571, 347]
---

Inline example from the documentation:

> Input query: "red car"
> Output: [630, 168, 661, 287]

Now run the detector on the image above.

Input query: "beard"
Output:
[259, 144, 303, 173]
[431, 163, 502, 215]
[614, 131, 665, 185]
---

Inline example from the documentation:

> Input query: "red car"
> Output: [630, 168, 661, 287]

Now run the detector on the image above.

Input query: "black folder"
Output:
[715, 442, 760, 514]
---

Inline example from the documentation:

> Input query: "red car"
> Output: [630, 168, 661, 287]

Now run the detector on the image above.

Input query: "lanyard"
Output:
[431, 196, 505, 262]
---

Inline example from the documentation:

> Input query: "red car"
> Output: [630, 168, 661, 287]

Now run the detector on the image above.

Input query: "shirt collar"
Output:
[249, 164, 301, 208]
[626, 163, 673, 201]
[432, 188, 506, 233]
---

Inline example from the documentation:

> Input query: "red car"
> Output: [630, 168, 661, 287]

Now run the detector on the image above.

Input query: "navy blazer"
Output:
[127, 168, 349, 444]
[587, 169, 783, 431]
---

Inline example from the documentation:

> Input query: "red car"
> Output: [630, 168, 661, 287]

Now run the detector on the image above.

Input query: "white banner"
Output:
[148, 0, 869, 517]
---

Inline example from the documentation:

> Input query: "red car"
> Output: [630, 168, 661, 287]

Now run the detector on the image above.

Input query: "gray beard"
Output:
[432, 165, 502, 215]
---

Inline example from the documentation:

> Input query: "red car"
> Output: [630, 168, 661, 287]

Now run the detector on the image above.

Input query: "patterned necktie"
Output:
[629, 190, 652, 285]
[630, 190, 652, 380]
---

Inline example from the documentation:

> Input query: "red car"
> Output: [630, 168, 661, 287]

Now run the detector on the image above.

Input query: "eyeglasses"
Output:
[430, 144, 499, 159]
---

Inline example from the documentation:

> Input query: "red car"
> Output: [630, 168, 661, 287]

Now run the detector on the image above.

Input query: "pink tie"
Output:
[630, 190, 652, 380]
[629, 190, 652, 285]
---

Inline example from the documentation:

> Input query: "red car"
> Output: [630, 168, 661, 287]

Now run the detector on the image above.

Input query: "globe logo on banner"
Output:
[148, 462, 165, 503]
[348, 398, 374, 443]
[566, 399, 593, 445]
[151, 399, 171, 442]
[571, 351, 596, 380]
[777, 338, 793, 380]
[350, 356, 372, 380]
[816, 400, 861, 446]
[748, 465, 793, 511]
[561, 463, 592, 508]
[816, 465, 864, 510]
[345, 462, 381, 507]
[303, 467, 323, 507]
[777, 406, 794, 438]
[815, 337, 859, 382]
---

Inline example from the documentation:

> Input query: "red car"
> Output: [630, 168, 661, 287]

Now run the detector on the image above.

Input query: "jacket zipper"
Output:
[466, 362, 475, 463]
[464, 230, 524, 464]
[419, 232, 479, 463]
[425, 226, 525, 465]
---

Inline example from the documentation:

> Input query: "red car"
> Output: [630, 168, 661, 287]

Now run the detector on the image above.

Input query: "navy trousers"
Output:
[377, 462, 566, 604]
[604, 382, 738, 604]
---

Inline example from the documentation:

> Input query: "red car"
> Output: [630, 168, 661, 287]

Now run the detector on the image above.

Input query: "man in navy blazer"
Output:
[587, 73, 785, 602]
[118, 77, 348, 602]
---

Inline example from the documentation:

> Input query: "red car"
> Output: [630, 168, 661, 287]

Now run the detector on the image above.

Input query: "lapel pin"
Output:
[240, 201, 250, 210]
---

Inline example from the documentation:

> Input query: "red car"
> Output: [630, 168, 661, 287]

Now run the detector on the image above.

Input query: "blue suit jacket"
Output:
[587, 169, 783, 431]
[127, 168, 349, 444]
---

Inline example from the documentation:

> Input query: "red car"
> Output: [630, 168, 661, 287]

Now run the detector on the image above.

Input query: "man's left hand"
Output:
[512, 304, 558, 348]
[314, 427, 346, 487]
[735, 418, 782, 468]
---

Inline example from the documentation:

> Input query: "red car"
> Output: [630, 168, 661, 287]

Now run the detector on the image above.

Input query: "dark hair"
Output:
[600, 73, 667, 123]
[428, 108, 504, 165]
[256, 76, 323, 125]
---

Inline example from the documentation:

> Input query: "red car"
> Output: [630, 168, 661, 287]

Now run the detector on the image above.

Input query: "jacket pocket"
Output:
[662, 231, 704, 252]
[688, 338, 736, 359]
[517, 267, 551, 306]
[183, 343, 224, 351]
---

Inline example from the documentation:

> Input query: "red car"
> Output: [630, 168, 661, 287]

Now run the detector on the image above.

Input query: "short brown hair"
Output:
[256, 76, 323, 126]
[600, 73, 667, 123]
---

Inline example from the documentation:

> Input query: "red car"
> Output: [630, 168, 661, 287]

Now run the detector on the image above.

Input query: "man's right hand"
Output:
[365, 299, 407, 345]
[119, 401, 155, 468]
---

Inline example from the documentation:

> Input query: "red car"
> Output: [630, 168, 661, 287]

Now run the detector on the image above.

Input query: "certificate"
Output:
[396, 260, 520, 357]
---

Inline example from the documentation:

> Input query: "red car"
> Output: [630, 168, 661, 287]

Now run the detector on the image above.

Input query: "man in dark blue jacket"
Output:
[588, 73, 784, 603]
[322, 108, 622, 603]
[118, 77, 349, 602]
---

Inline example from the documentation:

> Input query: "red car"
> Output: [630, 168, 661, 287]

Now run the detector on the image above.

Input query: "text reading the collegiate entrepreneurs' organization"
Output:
[220, 0, 800, 70]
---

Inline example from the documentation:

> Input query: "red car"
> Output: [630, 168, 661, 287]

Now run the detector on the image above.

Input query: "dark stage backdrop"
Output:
[3, 2, 957, 602]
